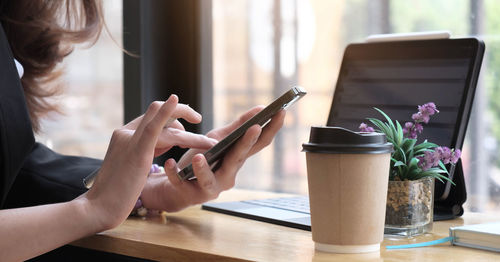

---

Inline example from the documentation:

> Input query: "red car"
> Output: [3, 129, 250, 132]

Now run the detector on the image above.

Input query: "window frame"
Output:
[123, 0, 213, 160]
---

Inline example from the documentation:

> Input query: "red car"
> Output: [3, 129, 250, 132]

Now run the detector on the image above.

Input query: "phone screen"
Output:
[177, 86, 307, 180]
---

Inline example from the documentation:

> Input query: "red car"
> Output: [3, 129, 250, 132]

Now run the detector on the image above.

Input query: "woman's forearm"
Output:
[0, 197, 103, 261]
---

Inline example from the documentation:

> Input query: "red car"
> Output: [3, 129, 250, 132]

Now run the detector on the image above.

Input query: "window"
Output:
[36, 0, 123, 160]
[212, 0, 500, 213]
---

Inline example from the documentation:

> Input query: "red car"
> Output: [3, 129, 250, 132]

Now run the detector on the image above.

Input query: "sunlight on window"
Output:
[213, 0, 343, 193]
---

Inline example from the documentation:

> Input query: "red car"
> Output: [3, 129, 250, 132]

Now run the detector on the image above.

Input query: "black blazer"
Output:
[0, 23, 101, 208]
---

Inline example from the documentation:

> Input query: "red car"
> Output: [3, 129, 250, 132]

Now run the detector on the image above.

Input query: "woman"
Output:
[0, 1, 285, 260]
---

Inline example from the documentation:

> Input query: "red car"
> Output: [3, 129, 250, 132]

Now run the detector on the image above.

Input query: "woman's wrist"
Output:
[71, 196, 111, 233]
[130, 164, 163, 217]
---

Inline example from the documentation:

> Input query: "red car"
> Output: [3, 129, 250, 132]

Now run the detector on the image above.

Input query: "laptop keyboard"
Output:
[242, 196, 310, 214]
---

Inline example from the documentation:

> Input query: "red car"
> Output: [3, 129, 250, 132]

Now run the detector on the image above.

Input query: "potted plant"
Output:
[359, 102, 461, 237]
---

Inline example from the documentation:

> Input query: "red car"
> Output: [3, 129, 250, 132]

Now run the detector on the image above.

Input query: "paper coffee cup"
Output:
[302, 127, 393, 253]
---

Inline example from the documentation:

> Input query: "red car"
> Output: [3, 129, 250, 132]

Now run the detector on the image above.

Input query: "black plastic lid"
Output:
[302, 126, 393, 154]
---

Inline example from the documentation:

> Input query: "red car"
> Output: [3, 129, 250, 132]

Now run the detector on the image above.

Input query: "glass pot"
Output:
[384, 176, 434, 237]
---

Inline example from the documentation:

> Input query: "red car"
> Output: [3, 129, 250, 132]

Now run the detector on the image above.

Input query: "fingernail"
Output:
[166, 159, 176, 169]
[194, 113, 203, 123]
[251, 135, 259, 145]
[168, 94, 178, 102]
[193, 155, 203, 166]
[251, 128, 261, 144]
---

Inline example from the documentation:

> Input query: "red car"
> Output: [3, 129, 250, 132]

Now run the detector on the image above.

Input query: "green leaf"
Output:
[394, 161, 406, 167]
[401, 139, 417, 154]
[368, 118, 395, 142]
[405, 158, 420, 180]
[407, 167, 420, 180]
[422, 167, 448, 174]
[397, 147, 407, 164]
[413, 141, 439, 152]
[438, 161, 447, 171]
[397, 165, 404, 176]
[414, 148, 430, 155]
[374, 107, 396, 131]
[410, 157, 419, 166]
[395, 120, 404, 146]
[433, 176, 445, 183]
[416, 168, 455, 185]
[391, 146, 403, 166]
[432, 173, 455, 185]
[367, 118, 387, 132]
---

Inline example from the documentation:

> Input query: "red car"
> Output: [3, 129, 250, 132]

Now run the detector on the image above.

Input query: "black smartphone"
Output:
[177, 86, 307, 180]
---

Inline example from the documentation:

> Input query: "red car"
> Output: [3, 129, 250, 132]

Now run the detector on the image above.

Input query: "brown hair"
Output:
[0, 0, 104, 133]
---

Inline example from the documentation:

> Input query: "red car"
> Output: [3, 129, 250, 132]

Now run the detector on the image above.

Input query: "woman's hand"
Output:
[141, 106, 286, 212]
[80, 95, 216, 230]
[123, 102, 217, 157]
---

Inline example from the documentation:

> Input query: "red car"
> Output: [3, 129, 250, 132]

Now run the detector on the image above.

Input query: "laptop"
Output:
[202, 36, 484, 230]
[203, 195, 311, 230]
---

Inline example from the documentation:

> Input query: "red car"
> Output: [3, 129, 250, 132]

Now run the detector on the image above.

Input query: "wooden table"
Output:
[71, 189, 500, 261]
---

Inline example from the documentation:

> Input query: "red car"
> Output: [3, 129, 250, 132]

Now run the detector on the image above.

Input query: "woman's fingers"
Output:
[172, 104, 202, 124]
[158, 128, 218, 149]
[123, 114, 144, 130]
[153, 128, 217, 157]
[248, 110, 286, 156]
[134, 95, 178, 155]
[177, 148, 205, 169]
[192, 154, 219, 198]
[125, 101, 200, 131]
[133, 101, 171, 138]
[169, 120, 184, 130]
[208, 106, 264, 139]
[164, 158, 183, 186]
[216, 125, 262, 189]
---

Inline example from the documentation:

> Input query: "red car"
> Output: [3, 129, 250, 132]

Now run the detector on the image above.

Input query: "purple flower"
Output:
[407, 130, 418, 139]
[417, 147, 462, 171]
[402, 122, 423, 139]
[359, 123, 375, 132]
[415, 123, 423, 133]
[403, 122, 413, 136]
[451, 149, 461, 163]
[403, 122, 414, 131]
[417, 152, 433, 171]
[418, 150, 439, 171]
[412, 112, 430, 124]
[431, 151, 442, 166]
[418, 102, 439, 116]
[412, 102, 439, 124]
[404, 102, 439, 139]
[436, 147, 452, 164]
[416, 156, 426, 169]
[404, 122, 414, 129]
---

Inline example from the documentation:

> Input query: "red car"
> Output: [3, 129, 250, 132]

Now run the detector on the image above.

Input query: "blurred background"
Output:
[37, 0, 499, 213]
